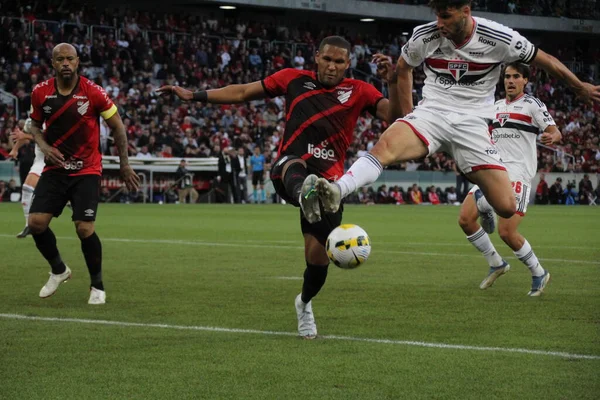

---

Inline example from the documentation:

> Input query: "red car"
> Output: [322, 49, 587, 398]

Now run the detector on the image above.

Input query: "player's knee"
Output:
[75, 222, 95, 239]
[28, 216, 48, 234]
[495, 196, 516, 219]
[458, 213, 477, 233]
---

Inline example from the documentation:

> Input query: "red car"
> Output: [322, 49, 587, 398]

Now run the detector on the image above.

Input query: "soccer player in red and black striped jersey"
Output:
[28, 43, 140, 305]
[158, 36, 392, 338]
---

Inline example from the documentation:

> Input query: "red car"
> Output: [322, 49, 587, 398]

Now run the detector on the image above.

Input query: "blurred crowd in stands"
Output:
[369, 0, 600, 19]
[0, 0, 598, 204]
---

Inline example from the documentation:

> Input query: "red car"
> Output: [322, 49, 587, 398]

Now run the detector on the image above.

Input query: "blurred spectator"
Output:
[578, 174, 594, 205]
[535, 173, 549, 204]
[176, 159, 198, 204]
[427, 186, 441, 205]
[408, 184, 423, 204]
[549, 177, 564, 204]
[358, 186, 375, 205]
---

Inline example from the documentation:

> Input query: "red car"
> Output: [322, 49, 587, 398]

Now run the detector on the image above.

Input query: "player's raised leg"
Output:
[497, 215, 549, 296]
[459, 188, 510, 289]
[466, 168, 516, 220]
[317, 121, 428, 212]
[271, 156, 321, 223]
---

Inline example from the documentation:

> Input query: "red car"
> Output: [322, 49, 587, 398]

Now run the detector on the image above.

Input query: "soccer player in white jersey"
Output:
[9, 117, 45, 238]
[314, 0, 600, 226]
[459, 62, 561, 296]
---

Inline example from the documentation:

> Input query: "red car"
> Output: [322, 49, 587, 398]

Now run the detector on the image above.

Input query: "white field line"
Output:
[1, 234, 597, 265]
[0, 313, 598, 360]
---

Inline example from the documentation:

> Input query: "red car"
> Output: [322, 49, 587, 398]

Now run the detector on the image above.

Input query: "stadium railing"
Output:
[537, 143, 575, 167]
[0, 89, 19, 120]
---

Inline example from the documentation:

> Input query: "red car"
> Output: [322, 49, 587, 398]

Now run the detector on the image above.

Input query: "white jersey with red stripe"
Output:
[401, 16, 537, 118]
[491, 94, 555, 182]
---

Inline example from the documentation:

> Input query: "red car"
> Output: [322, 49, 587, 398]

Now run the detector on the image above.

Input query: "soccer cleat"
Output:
[88, 287, 106, 305]
[295, 293, 317, 339]
[299, 174, 321, 224]
[315, 177, 342, 213]
[39, 266, 72, 298]
[474, 189, 497, 234]
[479, 261, 511, 289]
[16, 225, 31, 238]
[528, 269, 550, 297]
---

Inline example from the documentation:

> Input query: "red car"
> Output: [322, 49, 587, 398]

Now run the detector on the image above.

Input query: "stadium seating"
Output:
[1, 0, 598, 179]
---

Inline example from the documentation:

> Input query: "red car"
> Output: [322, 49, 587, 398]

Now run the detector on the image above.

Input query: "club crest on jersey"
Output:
[77, 101, 90, 116]
[337, 89, 352, 104]
[448, 62, 468, 81]
[43, 105, 52, 114]
[497, 113, 510, 126]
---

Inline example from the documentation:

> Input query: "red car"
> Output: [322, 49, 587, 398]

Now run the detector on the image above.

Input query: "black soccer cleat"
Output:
[16, 226, 31, 239]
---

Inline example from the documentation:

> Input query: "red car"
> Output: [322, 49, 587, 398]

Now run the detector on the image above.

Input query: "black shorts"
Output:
[30, 173, 100, 221]
[252, 171, 264, 186]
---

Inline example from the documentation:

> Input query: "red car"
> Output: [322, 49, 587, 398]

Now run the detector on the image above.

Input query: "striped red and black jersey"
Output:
[30, 76, 117, 176]
[262, 68, 384, 180]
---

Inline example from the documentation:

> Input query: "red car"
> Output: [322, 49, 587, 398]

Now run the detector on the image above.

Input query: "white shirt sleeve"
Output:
[505, 28, 537, 63]
[401, 23, 440, 68]
[530, 100, 556, 131]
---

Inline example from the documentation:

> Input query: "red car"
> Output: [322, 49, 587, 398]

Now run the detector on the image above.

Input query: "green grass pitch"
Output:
[1, 203, 598, 399]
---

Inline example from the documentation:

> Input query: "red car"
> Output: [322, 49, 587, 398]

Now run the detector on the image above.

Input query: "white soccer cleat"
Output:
[295, 293, 317, 339]
[479, 261, 511, 289]
[39, 266, 72, 298]
[88, 287, 106, 305]
[528, 269, 550, 297]
[474, 189, 497, 234]
[299, 174, 321, 224]
[315, 178, 341, 213]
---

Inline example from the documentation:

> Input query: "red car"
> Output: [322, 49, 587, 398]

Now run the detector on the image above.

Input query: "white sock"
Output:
[337, 154, 383, 198]
[514, 240, 544, 276]
[467, 227, 504, 267]
[21, 184, 35, 225]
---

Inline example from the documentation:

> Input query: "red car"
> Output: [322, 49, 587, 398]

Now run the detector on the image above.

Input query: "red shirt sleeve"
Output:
[360, 82, 384, 116]
[30, 84, 44, 122]
[88, 81, 115, 115]
[261, 68, 300, 97]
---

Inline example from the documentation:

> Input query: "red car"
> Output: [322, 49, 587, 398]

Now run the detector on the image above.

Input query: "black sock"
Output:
[301, 263, 329, 304]
[32, 228, 66, 275]
[283, 162, 308, 200]
[81, 232, 103, 290]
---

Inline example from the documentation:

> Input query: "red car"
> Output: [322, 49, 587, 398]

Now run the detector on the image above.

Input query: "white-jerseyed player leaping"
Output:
[458, 62, 561, 296]
[314, 0, 600, 226]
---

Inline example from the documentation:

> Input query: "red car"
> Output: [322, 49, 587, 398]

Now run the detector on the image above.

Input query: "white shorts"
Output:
[29, 145, 45, 176]
[396, 107, 505, 174]
[469, 180, 531, 216]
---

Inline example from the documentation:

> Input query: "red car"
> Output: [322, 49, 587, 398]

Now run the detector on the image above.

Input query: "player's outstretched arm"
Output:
[106, 112, 140, 192]
[156, 81, 266, 104]
[532, 49, 600, 104]
[395, 57, 415, 119]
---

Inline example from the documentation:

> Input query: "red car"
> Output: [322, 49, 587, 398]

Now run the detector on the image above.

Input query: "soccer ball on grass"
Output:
[326, 224, 371, 269]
